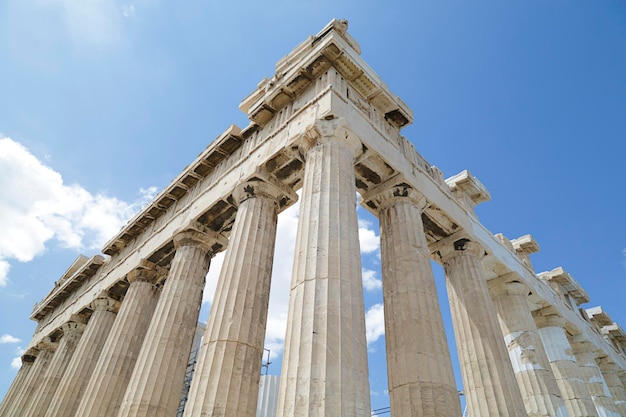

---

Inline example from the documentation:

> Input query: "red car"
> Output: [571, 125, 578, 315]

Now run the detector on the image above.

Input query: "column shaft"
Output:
[0, 355, 34, 415]
[75, 273, 160, 417]
[277, 119, 370, 417]
[117, 229, 220, 417]
[22, 321, 85, 417]
[183, 181, 288, 417]
[574, 348, 621, 417]
[598, 361, 626, 416]
[440, 240, 526, 417]
[6, 345, 56, 417]
[43, 295, 118, 417]
[534, 314, 598, 417]
[490, 281, 568, 417]
[370, 186, 461, 416]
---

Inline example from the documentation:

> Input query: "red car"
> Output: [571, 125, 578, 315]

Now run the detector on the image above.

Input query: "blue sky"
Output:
[1, 1, 625, 413]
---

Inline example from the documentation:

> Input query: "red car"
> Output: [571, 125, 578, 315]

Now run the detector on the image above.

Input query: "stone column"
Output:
[490, 280, 568, 417]
[22, 320, 86, 417]
[0, 351, 36, 415]
[117, 226, 225, 417]
[598, 359, 626, 416]
[43, 294, 118, 417]
[183, 179, 295, 417]
[534, 310, 598, 417]
[363, 183, 462, 416]
[6, 341, 57, 417]
[75, 268, 161, 417]
[573, 342, 621, 417]
[277, 118, 371, 417]
[439, 238, 526, 417]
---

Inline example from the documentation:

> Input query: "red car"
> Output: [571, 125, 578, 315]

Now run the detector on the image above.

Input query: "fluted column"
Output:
[75, 268, 161, 417]
[363, 183, 461, 416]
[490, 280, 569, 417]
[183, 179, 295, 417]
[43, 294, 118, 417]
[439, 239, 526, 417]
[22, 320, 86, 417]
[6, 341, 57, 417]
[573, 342, 621, 417]
[598, 359, 626, 416]
[117, 226, 225, 417]
[277, 118, 370, 417]
[534, 311, 598, 417]
[0, 351, 35, 415]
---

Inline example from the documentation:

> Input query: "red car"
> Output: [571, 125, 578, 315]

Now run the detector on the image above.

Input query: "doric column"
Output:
[573, 342, 621, 417]
[0, 350, 36, 415]
[534, 310, 598, 417]
[490, 280, 568, 417]
[277, 118, 371, 417]
[75, 268, 161, 417]
[22, 319, 86, 417]
[117, 226, 226, 417]
[43, 294, 118, 417]
[6, 341, 57, 417]
[363, 182, 462, 416]
[183, 179, 296, 417]
[439, 238, 526, 417]
[598, 359, 626, 416]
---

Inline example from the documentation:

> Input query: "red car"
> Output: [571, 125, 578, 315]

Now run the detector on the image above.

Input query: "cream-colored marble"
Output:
[6, 342, 56, 417]
[490, 280, 568, 417]
[598, 359, 626, 416]
[75, 269, 160, 417]
[22, 320, 85, 417]
[440, 240, 526, 417]
[116, 227, 225, 417]
[43, 294, 118, 417]
[363, 182, 461, 416]
[534, 311, 599, 417]
[573, 342, 621, 417]
[183, 180, 294, 417]
[0, 352, 35, 415]
[277, 118, 370, 417]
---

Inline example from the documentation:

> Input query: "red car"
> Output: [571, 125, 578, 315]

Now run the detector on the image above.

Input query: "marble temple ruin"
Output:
[1, 19, 625, 417]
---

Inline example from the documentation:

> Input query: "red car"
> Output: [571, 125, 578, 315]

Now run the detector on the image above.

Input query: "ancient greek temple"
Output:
[2, 19, 625, 417]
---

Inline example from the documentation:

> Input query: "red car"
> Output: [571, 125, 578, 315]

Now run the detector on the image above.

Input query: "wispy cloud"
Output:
[0, 334, 21, 344]
[365, 303, 385, 346]
[362, 268, 382, 292]
[11, 347, 25, 369]
[0, 137, 156, 287]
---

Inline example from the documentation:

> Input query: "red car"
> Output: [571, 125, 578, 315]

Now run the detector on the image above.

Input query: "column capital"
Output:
[299, 117, 362, 158]
[173, 224, 228, 254]
[61, 320, 87, 336]
[597, 357, 621, 373]
[127, 267, 158, 284]
[232, 178, 297, 208]
[489, 279, 530, 298]
[37, 337, 59, 352]
[438, 238, 485, 263]
[21, 348, 38, 363]
[91, 292, 120, 313]
[533, 307, 567, 328]
[361, 176, 427, 213]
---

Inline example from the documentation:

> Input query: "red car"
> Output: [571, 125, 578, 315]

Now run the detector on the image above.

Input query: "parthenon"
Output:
[1, 19, 625, 417]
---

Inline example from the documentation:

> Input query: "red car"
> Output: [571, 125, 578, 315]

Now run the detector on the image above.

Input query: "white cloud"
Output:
[122, 4, 135, 18]
[0, 137, 156, 287]
[10, 347, 25, 370]
[0, 334, 21, 344]
[362, 268, 382, 292]
[365, 303, 385, 346]
[358, 219, 380, 254]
